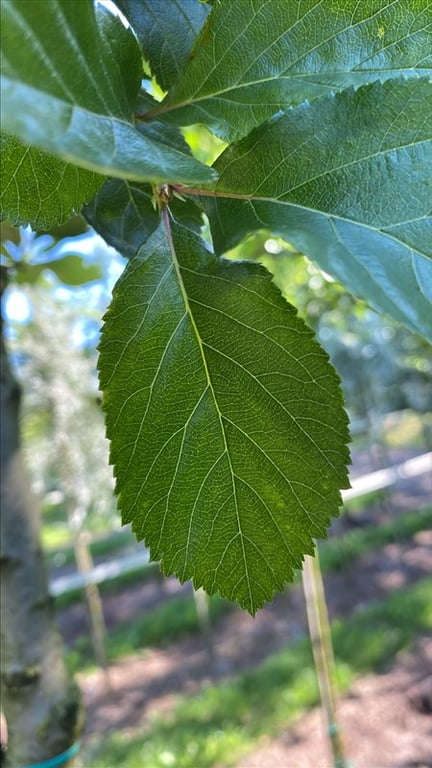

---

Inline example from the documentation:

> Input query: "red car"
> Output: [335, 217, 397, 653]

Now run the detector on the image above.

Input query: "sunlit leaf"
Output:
[99, 221, 350, 613]
[0, 134, 103, 229]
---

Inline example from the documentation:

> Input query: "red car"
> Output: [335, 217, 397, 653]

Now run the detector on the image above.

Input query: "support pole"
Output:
[302, 549, 348, 768]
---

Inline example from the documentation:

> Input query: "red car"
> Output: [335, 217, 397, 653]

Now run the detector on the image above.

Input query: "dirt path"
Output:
[237, 638, 432, 768]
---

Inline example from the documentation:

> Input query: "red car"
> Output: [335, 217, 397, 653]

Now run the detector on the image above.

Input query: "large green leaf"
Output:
[116, 0, 210, 91]
[99, 221, 350, 613]
[158, 0, 432, 140]
[205, 78, 432, 340]
[0, 0, 216, 187]
[84, 179, 160, 258]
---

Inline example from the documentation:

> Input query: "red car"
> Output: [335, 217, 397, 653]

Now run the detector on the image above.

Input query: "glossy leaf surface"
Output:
[160, 0, 432, 140]
[117, 0, 210, 91]
[84, 120, 205, 255]
[99, 221, 350, 612]
[205, 79, 432, 339]
[0, 0, 216, 194]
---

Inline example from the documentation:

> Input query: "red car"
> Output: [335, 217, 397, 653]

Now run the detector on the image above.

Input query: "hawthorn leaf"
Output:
[99, 221, 350, 613]
[0, 0, 216, 188]
[116, 0, 210, 91]
[158, 0, 432, 140]
[0, 134, 103, 229]
[205, 79, 432, 340]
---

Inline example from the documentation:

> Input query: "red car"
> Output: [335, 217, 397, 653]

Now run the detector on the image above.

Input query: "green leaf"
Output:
[414, 253, 432, 302]
[84, 178, 203, 257]
[0, 0, 216, 187]
[83, 113, 205, 254]
[84, 179, 160, 258]
[116, 0, 210, 91]
[99, 221, 350, 613]
[159, 0, 432, 140]
[0, 134, 103, 229]
[205, 78, 432, 340]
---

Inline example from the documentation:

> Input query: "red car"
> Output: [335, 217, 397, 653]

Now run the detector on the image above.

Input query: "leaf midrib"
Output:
[147, 62, 428, 120]
[193, 189, 431, 261]
[226, 138, 430, 201]
[162, 212, 254, 610]
[169, 0, 412, 104]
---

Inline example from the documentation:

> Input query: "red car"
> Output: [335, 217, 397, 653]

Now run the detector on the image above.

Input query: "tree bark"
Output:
[0, 268, 83, 767]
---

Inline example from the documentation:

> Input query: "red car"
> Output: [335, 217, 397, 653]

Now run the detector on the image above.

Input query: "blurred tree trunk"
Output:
[0, 267, 83, 767]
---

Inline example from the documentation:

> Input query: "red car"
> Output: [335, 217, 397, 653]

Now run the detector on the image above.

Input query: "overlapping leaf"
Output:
[205, 78, 432, 339]
[99, 221, 350, 613]
[158, 0, 432, 140]
[116, 0, 210, 91]
[84, 121, 204, 255]
[0, 0, 216, 198]
[0, 134, 102, 229]
[84, 178, 204, 258]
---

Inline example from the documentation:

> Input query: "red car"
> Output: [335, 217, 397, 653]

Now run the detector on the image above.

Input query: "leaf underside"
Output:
[205, 78, 432, 340]
[1, 0, 429, 617]
[99, 221, 350, 613]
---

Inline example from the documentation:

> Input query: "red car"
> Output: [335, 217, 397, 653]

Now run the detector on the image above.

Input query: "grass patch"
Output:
[58, 505, 431, 611]
[320, 504, 432, 571]
[84, 577, 432, 768]
[66, 592, 232, 673]
[107, 593, 230, 657]
[45, 528, 136, 570]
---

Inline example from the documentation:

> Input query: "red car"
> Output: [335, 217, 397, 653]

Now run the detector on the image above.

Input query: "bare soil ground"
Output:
[58, 452, 431, 767]
[237, 638, 432, 768]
